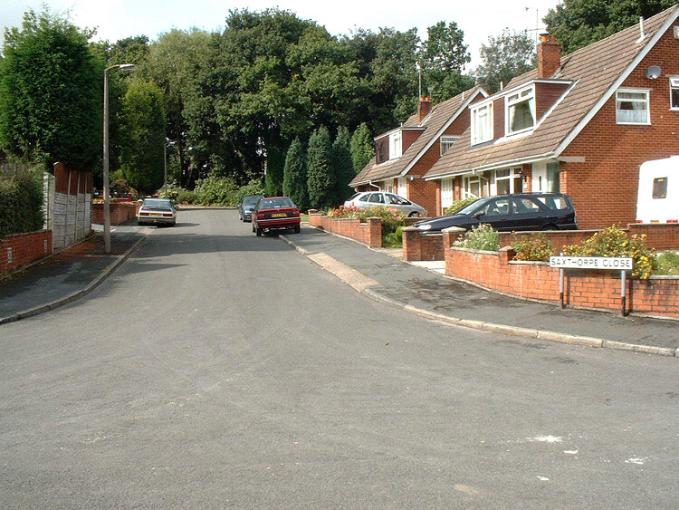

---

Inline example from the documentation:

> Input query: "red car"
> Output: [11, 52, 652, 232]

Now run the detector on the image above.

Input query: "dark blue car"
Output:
[238, 195, 264, 222]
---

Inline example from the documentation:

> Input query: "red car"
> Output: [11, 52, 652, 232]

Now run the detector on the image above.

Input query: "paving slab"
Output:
[287, 226, 679, 351]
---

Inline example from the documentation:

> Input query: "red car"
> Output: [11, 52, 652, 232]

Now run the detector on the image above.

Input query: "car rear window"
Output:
[536, 195, 569, 210]
[512, 197, 542, 213]
[259, 197, 294, 209]
[142, 199, 173, 211]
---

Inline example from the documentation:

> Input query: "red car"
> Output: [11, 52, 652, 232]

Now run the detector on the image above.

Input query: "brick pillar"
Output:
[498, 246, 516, 264]
[402, 227, 421, 261]
[367, 217, 382, 248]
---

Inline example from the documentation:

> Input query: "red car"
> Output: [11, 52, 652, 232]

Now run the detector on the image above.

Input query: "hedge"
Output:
[0, 170, 44, 238]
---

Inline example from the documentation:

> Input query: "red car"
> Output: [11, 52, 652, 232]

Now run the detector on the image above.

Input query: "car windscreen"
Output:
[456, 198, 486, 215]
[142, 200, 173, 211]
[243, 196, 262, 206]
[258, 198, 294, 209]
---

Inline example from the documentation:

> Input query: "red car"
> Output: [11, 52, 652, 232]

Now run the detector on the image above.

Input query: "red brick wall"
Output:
[402, 228, 444, 261]
[561, 26, 679, 228]
[535, 82, 570, 119]
[445, 245, 679, 318]
[91, 202, 138, 225]
[0, 230, 53, 275]
[309, 213, 382, 248]
[402, 129, 423, 152]
[492, 97, 504, 139]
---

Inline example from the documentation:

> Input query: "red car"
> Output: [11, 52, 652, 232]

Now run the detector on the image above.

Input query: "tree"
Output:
[475, 30, 535, 94]
[0, 9, 102, 170]
[306, 126, 335, 209]
[332, 127, 354, 203]
[543, 0, 676, 54]
[119, 79, 167, 193]
[282, 137, 307, 210]
[350, 123, 374, 173]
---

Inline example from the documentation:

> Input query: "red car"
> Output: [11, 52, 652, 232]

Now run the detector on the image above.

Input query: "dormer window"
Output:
[506, 86, 535, 134]
[616, 88, 650, 125]
[440, 135, 459, 155]
[471, 101, 493, 145]
[389, 131, 402, 159]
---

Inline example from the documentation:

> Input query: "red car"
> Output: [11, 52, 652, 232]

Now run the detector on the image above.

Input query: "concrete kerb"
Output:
[280, 231, 677, 359]
[0, 234, 147, 326]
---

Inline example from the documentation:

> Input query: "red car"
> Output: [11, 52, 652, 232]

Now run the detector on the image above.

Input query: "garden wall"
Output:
[442, 233, 679, 318]
[403, 223, 679, 262]
[0, 230, 52, 276]
[91, 201, 140, 226]
[309, 212, 382, 248]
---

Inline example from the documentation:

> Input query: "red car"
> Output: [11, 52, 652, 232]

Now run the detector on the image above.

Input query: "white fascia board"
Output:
[397, 89, 489, 178]
[374, 127, 401, 141]
[555, 6, 679, 156]
[423, 152, 555, 181]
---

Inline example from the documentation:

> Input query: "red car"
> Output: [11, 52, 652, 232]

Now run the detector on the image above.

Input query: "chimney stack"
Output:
[537, 33, 561, 79]
[418, 96, 432, 121]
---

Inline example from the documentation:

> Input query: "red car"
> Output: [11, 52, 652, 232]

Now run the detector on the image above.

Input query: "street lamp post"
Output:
[103, 63, 135, 254]
[163, 138, 175, 186]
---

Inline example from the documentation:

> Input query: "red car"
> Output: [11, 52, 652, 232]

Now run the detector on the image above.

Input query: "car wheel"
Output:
[170, 221, 176, 227]
[408, 212, 420, 218]
[294, 225, 301, 234]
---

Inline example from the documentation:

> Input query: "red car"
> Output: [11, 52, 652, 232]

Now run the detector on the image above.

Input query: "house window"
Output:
[616, 88, 650, 125]
[375, 138, 388, 163]
[463, 175, 488, 199]
[670, 77, 679, 110]
[494, 168, 523, 195]
[441, 178, 454, 209]
[652, 177, 668, 199]
[440, 136, 458, 156]
[506, 86, 535, 134]
[389, 131, 402, 159]
[471, 102, 493, 145]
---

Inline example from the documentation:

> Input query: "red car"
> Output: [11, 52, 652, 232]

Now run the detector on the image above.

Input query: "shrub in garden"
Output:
[444, 197, 478, 215]
[235, 179, 265, 205]
[512, 234, 553, 262]
[562, 226, 656, 279]
[357, 206, 406, 235]
[454, 224, 499, 251]
[0, 169, 44, 238]
[193, 176, 239, 206]
[383, 226, 403, 248]
[655, 252, 679, 276]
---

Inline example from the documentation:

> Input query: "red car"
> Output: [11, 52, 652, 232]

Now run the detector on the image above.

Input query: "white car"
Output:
[137, 198, 177, 226]
[344, 191, 426, 217]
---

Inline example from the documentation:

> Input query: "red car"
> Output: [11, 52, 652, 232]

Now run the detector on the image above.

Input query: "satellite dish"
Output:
[646, 65, 662, 79]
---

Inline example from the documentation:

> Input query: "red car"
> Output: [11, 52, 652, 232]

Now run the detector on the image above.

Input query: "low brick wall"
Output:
[0, 230, 53, 275]
[442, 238, 679, 318]
[91, 201, 139, 225]
[403, 223, 679, 262]
[309, 212, 382, 248]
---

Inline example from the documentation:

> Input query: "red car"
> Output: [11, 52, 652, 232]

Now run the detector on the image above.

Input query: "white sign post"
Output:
[549, 255, 634, 316]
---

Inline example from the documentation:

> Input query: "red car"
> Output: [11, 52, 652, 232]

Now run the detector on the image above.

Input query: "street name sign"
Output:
[549, 256, 633, 270]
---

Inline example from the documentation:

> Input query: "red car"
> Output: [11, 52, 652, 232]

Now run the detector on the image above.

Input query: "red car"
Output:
[252, 196, 301, 236]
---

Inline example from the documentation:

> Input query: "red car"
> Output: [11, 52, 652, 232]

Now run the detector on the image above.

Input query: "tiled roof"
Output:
[349, 86, 486, 186]
[425, 6, 679, 180]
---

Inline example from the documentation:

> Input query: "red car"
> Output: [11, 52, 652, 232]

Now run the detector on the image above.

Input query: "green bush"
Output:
[357, 206, 406, 235]
[235, 179, 265, 205]
[444, 197, 478, 215]
[563, 226, 656, 279]
[177, 188, 196, 204]
[0, 169, 44, 238]
[454, 224, 499, 251]
[193, 176, 239, 206]
[512, 234, 553, 262]
[655, 252, 679, 276]
[383, 226, 403, 248]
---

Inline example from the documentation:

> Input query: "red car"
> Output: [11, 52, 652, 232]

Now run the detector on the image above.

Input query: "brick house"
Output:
[425, 6, 679, 229]
[349, 86, 487, 216]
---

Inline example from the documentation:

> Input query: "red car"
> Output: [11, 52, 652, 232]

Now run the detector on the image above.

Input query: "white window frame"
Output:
[470, 100, 493, 145]
[462, 174, 488, 199]
[439, 135, 459, 156]
[615, 88, 651, 125]
[670, 76, 679, 111]
[389, 130, 402, 159]
[441, 178, 454, 209]
[493, 167, 523, 195]
[505, 85, 536, 135]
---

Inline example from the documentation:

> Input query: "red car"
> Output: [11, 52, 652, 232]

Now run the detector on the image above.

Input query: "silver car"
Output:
[137, 198, 177, 226]
[344, 191, 426, 217]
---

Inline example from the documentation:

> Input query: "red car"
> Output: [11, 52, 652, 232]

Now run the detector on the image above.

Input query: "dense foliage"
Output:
[0, 168, 44, 238]
[544, 0, 676, 54]
[306, 126, 335, 209]
[350, 123, 375, 173]
[475, 30, 535, 93]
[512, 234, 553, 262]
[283, 138, 308, 210]
[332, 127, 354, 204]
[454, 224, 499, 251]
[563, 226, 656, 279]
[655, 252, 679, 276]
[0, 10, 102, 170]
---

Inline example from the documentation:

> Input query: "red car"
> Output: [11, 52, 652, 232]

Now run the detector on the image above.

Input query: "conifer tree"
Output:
[306, 126, 335, 209]
[350, 123, 375, 174]
[282, 137, 308, 210]
[332, 127, 354, 204]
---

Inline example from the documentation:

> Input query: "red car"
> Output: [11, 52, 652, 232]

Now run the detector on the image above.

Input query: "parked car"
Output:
[238, 194, 264, 222]
[252, 196, 301, 236]
[413, 193, 577, 232]
[137, 198, 177, 226]
[344, 191, 426, 217]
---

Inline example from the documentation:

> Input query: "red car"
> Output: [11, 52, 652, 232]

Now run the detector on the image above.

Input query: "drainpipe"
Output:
[367, 180, 380, 190]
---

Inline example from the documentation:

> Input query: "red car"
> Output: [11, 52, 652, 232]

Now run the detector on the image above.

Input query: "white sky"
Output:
[1, 0, 561, 67]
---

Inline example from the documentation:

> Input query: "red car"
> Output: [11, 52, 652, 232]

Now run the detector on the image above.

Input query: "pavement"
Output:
[281, 225, 679, 357]
[0, 226, 146, 324]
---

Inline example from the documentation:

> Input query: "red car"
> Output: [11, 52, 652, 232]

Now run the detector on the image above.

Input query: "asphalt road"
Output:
[1, 210, 678, 509]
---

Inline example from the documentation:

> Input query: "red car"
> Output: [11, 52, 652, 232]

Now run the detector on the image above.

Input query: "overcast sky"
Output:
[1, 0, 561, 67]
